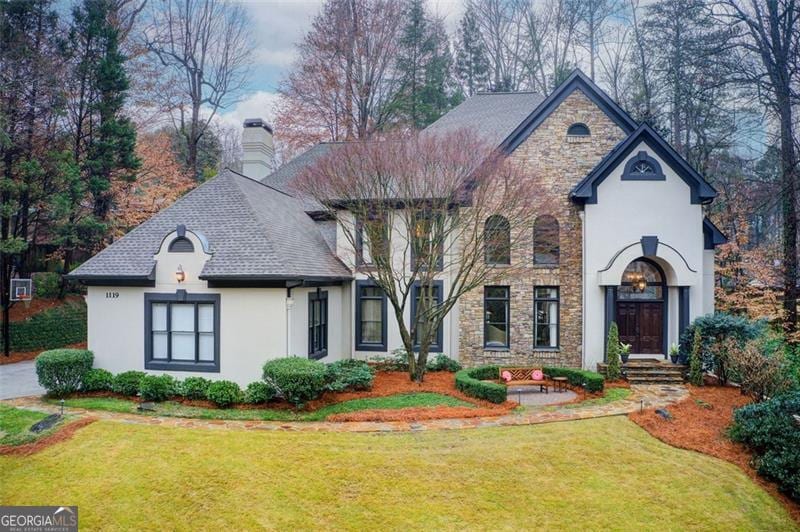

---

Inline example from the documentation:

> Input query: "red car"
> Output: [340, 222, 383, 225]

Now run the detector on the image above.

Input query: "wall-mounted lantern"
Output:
[175, 264, 186, 284]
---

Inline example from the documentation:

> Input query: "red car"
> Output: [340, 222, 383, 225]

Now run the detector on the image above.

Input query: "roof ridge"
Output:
[474, 90, 542, 95]
[225, 167, 296, 198]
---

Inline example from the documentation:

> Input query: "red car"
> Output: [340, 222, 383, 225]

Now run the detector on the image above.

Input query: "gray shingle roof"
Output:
[261, 142, 341, 212]
[424, 92, 545, 146]
[69, 169, 351, 282]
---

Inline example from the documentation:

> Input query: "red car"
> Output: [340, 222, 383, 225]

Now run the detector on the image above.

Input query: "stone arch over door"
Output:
[597, 237, 696, 287]
[613, 258, 667, 356]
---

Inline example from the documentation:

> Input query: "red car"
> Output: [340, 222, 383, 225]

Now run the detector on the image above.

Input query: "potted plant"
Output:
[669, 343, 680, 364]
[619, 343, 631, 363]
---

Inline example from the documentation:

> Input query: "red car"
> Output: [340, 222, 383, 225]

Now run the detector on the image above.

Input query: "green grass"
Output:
[0, 416, 794, 530]
[0, 404, 54, 446]
[55, 392, 474, 422]
[563, 386, 632, 409]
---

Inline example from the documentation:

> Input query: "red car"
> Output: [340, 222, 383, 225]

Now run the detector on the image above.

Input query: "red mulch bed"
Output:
[629, 385, 800, 523]
[0, 342, 87, 366]
[0, 417, 97, 456]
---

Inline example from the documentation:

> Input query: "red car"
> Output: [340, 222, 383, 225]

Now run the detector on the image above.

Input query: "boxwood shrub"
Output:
[243, 381, 276, 404]
[544, 367, 605, 393]
[263, 357, 327, 406]
[35, 348, 94, 397]
[180, 376, 212, 400]
[82, 368, 114, 392]
[112, 370, 146, 396]
[729, 392, 800, 502]
[206, 380, 242, 408]
[139, 374, 177, 402]
[427, 354, 462, 372]
[325, 359, 374, 392]
[1, 300, 87, 352]
[455, 365, 507, 404]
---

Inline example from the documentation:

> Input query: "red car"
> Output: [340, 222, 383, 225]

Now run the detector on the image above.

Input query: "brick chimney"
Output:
[241, 118, 275, 179]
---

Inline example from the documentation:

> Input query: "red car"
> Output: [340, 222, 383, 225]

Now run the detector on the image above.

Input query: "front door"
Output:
[616, 302, 663, 354]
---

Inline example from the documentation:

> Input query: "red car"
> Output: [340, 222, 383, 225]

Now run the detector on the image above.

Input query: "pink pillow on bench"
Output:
[532, 370, 544, 381]
[501, 370, 512, 382]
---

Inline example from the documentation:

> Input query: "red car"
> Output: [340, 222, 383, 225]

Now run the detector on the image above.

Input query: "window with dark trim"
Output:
[484, 215, 511, 265]
[622, 150, 665, 181]
[355, 214, 388, 267]
[168, 236, 194, 252]
[145, 292, 220, 372]
[533, 215, 559, 265]
[534, 287, 559, 349]
[567, 123, 591, 137]
[411, 210, 444, 271]
[308, 289, 328, 359]
[355, 280, 387, 351]
[411, 281, 443, 352]
[484, 286, 510, 349]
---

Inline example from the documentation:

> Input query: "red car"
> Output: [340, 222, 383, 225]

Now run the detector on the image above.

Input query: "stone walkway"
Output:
[3, 384, 688, 434]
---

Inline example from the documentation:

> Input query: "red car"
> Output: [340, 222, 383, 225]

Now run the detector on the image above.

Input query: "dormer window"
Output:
[567, 123, 591, 142]
[168, 236, 194, 252]
[622, 151, 665, 181]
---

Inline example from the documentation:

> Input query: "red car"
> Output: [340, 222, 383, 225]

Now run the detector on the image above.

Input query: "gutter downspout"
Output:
[286, 282, 301, 356]
[580, 209, 587, 370]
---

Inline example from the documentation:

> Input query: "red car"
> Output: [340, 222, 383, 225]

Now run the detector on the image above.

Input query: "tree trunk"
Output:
[779, 96, 798, 344]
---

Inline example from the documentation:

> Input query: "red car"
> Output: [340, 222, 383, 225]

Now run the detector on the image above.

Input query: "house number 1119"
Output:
[105, 292, 119, 299]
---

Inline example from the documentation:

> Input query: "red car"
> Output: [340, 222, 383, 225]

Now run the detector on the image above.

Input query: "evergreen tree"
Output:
[455, 4, 489, 96]
[606, 321, 622, 381]
[689, 329, 704, 386]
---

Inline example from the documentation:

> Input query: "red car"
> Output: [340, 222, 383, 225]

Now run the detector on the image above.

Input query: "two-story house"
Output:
[69, 71, 726, 385]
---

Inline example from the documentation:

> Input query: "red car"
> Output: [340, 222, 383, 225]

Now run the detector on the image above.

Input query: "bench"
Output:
[499, 367, 549, 393]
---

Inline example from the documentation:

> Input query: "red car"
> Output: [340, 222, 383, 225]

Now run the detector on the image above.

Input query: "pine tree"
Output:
[606, 321, 622, 381]
[455, 4, 489, 96]
[689, 329, 704, 386]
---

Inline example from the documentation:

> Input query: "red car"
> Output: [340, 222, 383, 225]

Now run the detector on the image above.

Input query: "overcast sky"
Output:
[218, 0, 465, 129]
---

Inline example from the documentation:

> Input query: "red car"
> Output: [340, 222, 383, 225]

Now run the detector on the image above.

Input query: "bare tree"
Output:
[468, 0, 524, 91]
[712, 0, 800, 343]
[577, 0, 624, 81]
[143, 0, 253, 179]
[293, 130, 544, 382]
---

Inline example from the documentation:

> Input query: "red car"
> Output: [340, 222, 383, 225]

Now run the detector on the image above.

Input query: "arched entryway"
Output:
[615, 258, 666, 355]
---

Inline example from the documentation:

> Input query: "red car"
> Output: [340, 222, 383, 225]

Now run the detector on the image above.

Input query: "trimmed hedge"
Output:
[544, 367, 605, 393]
[180, 377, 212, 400]
[139, 374, 177, 402]
[455, 365, 507, 404]
[113, 370, 146, 396]
[35, 348, 94, 397]
[206, 380, 242, 407]
[243, 381, 276, 404]
[1, 300, 87, 352]
[263, 357, 327, 406]
[82, 368, 114, 392]
[325, 359, 374, 392]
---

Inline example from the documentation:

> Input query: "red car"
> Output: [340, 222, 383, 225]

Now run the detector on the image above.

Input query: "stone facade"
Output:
[458, 89, 627, 368]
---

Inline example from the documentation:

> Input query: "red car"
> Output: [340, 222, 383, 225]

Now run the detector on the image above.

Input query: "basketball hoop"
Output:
[10, 278, 32, 308]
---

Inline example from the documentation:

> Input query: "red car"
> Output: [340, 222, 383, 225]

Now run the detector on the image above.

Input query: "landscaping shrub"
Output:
[33, 272, 61, 299]
[81, 368, 114, 392]
[370, 350, 410, 371]
[325, 359, 374, 392]
[679, 313, 765, 383]
[689, 329, 703, 386]
[455, 365, 507, 404]
[1, 300, 87, 352]
[180, 377, 212, 400]
[730, 391, 800, 502]
[728, 340, 794, 401]
[426, 354, 462, 372]
[206, 380, 242, 408]
[263, 357, 327, 406]
[244, 381, 276, 404]
[543, 367, 605, 393]
[35, 348, 94, 397]
[139, 375, 177, 402]
[605, 322, 621, 381]
[112, 370, 146, 396]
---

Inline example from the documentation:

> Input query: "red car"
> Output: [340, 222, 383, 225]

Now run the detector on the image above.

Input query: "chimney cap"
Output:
[243, 118, 273, 134]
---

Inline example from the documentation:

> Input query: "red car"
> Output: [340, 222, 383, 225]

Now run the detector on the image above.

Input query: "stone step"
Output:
[626, 375, 685, 384]
[625, 368, 685, 376]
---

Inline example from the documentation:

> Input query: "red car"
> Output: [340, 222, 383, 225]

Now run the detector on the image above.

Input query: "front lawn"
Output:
[0, 416, 794, 529]
[54, 392, 474, 422]
[0, 404, 53, 446]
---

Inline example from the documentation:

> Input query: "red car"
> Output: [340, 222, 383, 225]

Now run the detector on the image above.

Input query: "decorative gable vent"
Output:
[566, 123, 591, 143]
[168, 236, 194, 252]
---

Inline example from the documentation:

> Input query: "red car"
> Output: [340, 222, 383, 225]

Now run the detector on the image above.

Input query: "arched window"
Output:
[168, 236, 194, 253]
[485, 215, 511, 264]
[533, 215, 559, 265]
[622, 151, 665, 180]
[567, 123, 591, 137]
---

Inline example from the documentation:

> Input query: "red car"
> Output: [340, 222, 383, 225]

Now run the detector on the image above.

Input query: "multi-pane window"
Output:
[484, 286, 510, 348]
[356, 213, 388, 267]
[146, 293, 219, 372]
[411, 281, 443, 352]
[534, 287, 559, 349]
[356, 281, 387, 351]
[485, 215, 511, 265]
[308, 290, 328, 359]
[533, 215, 559, 265]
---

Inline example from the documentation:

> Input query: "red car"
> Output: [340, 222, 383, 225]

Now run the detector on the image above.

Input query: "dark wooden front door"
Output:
[616, 302, 663, 354]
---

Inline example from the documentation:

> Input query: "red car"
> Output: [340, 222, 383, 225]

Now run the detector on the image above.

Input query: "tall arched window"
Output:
[485, 215, 511, 264]
[533, 215, 559, 265]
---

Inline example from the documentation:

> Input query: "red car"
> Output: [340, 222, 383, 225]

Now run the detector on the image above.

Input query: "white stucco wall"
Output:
[87, 229, 348, 386]
[583, 141, 710, 369]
